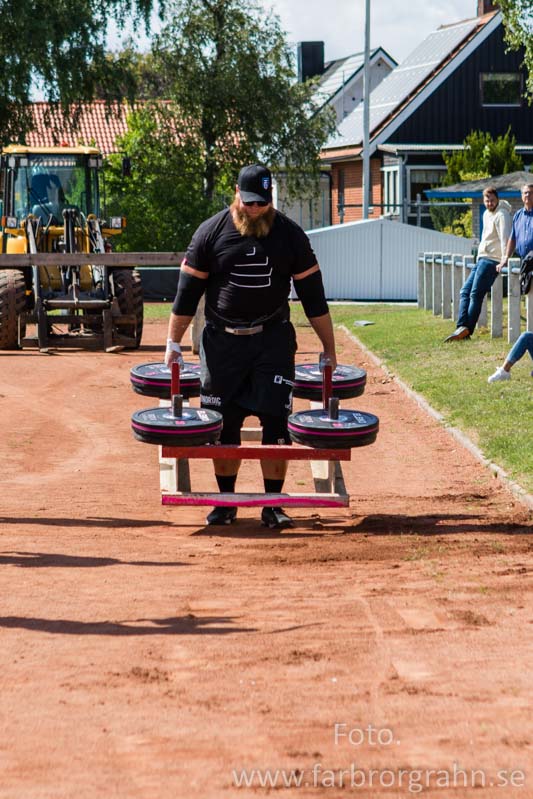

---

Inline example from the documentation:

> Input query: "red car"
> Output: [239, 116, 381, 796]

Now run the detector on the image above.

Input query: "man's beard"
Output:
[231, 199, 276, 238]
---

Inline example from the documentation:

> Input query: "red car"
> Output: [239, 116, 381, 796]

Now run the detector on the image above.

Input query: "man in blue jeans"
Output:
[445, 187, 512, 342]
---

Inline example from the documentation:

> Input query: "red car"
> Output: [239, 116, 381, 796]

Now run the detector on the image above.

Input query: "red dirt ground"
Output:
[0, 319, 531, 798]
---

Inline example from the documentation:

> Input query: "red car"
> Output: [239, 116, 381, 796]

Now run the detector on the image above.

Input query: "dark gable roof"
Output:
[323, 10, 499, 154]
[426, 170, 533, 198]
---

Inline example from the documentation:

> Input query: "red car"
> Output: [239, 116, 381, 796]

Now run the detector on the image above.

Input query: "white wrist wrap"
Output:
[166, 339, 182, 353]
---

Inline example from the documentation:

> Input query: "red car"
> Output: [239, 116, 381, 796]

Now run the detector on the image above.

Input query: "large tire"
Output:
[0, 269, 27, 349]
[112, 268, 143, 349]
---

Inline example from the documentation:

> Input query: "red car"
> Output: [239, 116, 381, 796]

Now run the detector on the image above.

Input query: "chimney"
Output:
[477, 0, 497, 14]
[297, 42, 325, 82]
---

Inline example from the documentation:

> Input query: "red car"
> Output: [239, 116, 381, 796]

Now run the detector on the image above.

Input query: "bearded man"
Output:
[165, 164, 337, 529]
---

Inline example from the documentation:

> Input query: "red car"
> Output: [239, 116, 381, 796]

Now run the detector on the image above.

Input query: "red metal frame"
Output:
[161, 444, 351, 460]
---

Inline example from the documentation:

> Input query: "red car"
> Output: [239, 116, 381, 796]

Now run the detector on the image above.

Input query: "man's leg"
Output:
[206, 403, 246, 525]
[259, 412, 293, 529]
[464, 258, 498, 334]
[444, 268, 475, 341]
[456, 266, 476, 329]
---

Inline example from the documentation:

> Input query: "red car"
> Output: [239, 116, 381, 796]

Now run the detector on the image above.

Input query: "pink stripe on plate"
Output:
[288, 424, 378, 437]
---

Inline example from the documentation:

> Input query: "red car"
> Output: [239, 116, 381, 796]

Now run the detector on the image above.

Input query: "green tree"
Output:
[430, 128, 523, 235]
[0, 0, 159, 146]
[496, 0, 533, 100]
[104, 106, 214, 251]
[146, 0, 335, 201]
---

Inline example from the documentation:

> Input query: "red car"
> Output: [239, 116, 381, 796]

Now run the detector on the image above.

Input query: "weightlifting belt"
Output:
[206, 304, 288, 336]
[223, 323, 264, 335]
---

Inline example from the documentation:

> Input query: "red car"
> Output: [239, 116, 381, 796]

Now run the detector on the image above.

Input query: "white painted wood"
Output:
[417, 254, 425, 308]
[191, 294, 205, 355]
[491, 277, 503, 338]
[424, 253, 433, 310]
[508, 259, 522, 343]
[478, 295, 488, 328]
[158, 398, 191, 494]
[432, 253, 442, 316]
[452, 255, 463, 321]
[441, 253, 452, 319]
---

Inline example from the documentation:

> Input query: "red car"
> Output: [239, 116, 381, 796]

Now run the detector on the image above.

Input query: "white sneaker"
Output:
[488, 367, 510, 384]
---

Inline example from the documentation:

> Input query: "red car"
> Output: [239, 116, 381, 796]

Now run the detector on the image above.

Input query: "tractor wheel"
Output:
[112, 268, 143, 349]
[0, 269, 27, 349]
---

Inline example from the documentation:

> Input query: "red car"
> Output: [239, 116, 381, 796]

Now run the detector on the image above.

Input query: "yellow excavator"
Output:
[0, 145, 143, 350]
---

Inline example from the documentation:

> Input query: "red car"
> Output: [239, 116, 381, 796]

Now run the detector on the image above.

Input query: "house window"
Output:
[408, 167, 446, 223]
[382, 167, 400, 215]
[481, 73, 522, 107]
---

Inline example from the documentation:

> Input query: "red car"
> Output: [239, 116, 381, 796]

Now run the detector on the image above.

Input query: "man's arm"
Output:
[496, 236, 515, 274]
[165, 263, 208, 366]
[293, 264, 337, 370]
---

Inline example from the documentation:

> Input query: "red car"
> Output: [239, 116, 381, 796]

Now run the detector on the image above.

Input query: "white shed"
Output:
[306, 218, 474, 300]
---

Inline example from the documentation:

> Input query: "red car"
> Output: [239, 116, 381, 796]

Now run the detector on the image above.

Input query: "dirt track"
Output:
[1, 319, 532, 798]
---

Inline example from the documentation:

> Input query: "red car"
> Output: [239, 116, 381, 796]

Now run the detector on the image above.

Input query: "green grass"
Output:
[329, 303, 533, 495]
[144, 301, 533, 495]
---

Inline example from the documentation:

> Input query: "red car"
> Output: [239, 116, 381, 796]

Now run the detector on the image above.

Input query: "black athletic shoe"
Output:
[261, 506, 294, 529]
[206, 506, 237, 525]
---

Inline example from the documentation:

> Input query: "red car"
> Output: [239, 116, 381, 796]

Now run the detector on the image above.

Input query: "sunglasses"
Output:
[242, 200, 269, 207]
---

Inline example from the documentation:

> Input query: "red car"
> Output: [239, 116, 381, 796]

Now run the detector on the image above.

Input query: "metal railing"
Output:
[338, 198, 471, 226]
[417, 253, 532, 342]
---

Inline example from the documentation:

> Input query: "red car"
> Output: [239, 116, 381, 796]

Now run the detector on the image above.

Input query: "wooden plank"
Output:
[0, 252, 184, 268]
[158, 398, 191, 493]
[161, 492, 349, 508]
[160, 444, 351, 461]
[240, 427, 262, 442]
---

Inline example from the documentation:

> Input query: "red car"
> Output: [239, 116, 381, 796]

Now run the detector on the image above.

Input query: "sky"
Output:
[264, 0, 479, 63]
[121, 0, 481, 66]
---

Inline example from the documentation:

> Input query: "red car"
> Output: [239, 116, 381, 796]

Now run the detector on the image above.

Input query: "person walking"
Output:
[487, 331, 533, 383]
[445, 187, 512, 342]
[165, 163, 337, 529]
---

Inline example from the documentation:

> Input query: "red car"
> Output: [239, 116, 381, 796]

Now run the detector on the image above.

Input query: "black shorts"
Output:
[199, 319, 297, 417]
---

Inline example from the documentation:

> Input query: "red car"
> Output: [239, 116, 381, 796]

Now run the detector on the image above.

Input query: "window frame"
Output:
[480, 72, 522, 108]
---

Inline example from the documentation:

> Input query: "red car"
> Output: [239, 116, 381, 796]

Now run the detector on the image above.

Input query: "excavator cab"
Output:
[0, 145, 142, 351]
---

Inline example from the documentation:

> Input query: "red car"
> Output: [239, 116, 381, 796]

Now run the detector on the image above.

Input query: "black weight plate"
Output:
[288, 408, 379, 449]
[292, 363, 366, 400]
[130, 361, 201, 399]
[132, 406, 222, 446]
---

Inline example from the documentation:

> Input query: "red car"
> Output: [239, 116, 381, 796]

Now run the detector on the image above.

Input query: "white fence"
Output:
[418, 254, 532, 342]
[306, 218, 474, 301]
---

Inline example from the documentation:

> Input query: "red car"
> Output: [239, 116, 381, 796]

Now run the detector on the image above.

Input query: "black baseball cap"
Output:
[237, 164, 273, 204]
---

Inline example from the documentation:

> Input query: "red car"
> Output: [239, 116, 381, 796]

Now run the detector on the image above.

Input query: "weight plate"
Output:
[288, 408, 379, 449]
[132, 406, 222, 446]
[292, 363, 366, 400]
[130, 361, 201, 399]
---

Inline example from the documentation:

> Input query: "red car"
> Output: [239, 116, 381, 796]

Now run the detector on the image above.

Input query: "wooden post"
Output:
[432, 253, 442, 316]
[417, 254, 425, 309]
[424, 253, 433, 310]
[478, 295, 488, 329]
[491, 275, 503, 338]
[452, 255, 463, 322]
[508, 257, 522, 343]
[441, 253, 452, 319]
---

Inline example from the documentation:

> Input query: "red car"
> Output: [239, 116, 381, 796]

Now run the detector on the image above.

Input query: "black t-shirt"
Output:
[184, 208, 317, 325]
